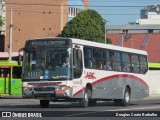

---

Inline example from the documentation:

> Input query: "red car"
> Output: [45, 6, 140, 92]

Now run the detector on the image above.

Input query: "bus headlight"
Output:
[60, 86, 70, 91]
[24, 87, 29, 91]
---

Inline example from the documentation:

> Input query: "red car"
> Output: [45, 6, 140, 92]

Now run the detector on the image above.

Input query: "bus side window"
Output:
[73, 48, 83, 79]
[114, 51, 121, 71]
[0, 68, 10, 77]
[132, 55, 140, 73]
[84, 47, 92, 69]
[103, 50, 112, 70]
[140, 55, 148, 74]
[12, 67, 22, 79]
[93, 48, 103, 69]
[122, 53, 130, 72]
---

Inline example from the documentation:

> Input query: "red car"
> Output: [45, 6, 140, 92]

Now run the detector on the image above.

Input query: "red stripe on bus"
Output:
[73, 87, 86, 97]
[92, 74, 148, 87]
[73, 74, 148, 97]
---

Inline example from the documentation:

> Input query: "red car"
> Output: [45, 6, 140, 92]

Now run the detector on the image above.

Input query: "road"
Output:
[0, 95, 160, 118]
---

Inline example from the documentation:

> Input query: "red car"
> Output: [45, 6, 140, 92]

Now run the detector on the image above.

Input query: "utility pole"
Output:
[9, 6, 13, 61]
[104, 20, 108, 44]
[60, 4, 64, 31]
[105, 21, 106, 44]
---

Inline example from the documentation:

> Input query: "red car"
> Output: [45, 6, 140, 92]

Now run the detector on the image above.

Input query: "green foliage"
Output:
[0, 16, 4, 27]
[61, 9, 112, 44]
[106, 38, 112, 44]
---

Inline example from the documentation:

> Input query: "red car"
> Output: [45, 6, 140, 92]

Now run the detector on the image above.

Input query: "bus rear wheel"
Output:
[121, 87, 130, 106]
[40, 100, 49, 108]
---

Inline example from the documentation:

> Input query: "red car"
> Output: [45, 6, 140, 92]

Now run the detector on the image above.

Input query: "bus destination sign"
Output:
[26, 39, 71, 47]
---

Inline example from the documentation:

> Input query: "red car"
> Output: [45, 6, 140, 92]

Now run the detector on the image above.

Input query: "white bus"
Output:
[20, 37, 149, 108]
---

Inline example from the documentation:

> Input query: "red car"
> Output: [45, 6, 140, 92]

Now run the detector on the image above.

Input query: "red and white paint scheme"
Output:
[20, 37, 149, 108]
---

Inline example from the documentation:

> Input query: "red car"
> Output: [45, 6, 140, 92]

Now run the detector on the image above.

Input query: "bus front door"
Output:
[0, 68, 10, 96]
[10, 66, 22, 95]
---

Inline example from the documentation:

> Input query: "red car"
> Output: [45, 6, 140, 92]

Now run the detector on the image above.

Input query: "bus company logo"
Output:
[84, 72, 96, 79]
[2, 112, 11, 117]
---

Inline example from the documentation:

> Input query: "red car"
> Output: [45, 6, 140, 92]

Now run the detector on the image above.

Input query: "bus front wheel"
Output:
[79, 89, 91, 108]
[40, 100, 49, 108]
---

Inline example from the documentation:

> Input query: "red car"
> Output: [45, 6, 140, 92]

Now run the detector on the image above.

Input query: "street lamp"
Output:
[104, 20, 109, 44]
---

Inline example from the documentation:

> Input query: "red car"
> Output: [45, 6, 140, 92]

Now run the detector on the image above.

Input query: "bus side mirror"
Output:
[18, 54, 21, 65]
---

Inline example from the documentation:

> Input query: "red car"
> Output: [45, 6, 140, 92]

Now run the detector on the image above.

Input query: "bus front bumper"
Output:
[23, 89, 70, 100]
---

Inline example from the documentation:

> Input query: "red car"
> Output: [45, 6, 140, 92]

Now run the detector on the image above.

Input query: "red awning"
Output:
[0, 52, 19, 58]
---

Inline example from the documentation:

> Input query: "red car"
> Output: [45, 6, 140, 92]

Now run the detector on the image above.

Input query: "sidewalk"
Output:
[146, 94, 160, 99]
[0, 95, 22, 99]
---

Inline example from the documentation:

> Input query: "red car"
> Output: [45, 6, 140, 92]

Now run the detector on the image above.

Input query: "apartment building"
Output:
[1, 0, 88, 52]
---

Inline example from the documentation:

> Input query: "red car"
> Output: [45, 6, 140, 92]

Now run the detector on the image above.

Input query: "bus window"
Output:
[0, 68, 10, 77]
[114, 51, 121, 71]
[12, 67, 22, 79]
[122, 53, 130, 72]
[132, 54, 140, 73]
[103, 50, 112, 70]
[140, 56, 148, 74]
[73, 48, 83, 78]
[84, 47, 92, 69]
[93, 48, 103, 69]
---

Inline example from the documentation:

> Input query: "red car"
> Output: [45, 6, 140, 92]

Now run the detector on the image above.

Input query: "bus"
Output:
[20, 37, 149, 108]
[0, 60, 22, 97]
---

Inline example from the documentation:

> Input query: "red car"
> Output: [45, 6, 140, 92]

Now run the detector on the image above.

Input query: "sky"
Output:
[89, 0, 160, 25]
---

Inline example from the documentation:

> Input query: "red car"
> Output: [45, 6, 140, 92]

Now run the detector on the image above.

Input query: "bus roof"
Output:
[148, 62, 160, 68]
[71, 38, 147, 55]
[0, 60, 21, 67]
[26, 37, 147, 56]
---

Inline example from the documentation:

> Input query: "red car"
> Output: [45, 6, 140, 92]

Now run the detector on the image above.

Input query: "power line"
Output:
[5, 2, 146, 8]
[1, 9, 140, 16]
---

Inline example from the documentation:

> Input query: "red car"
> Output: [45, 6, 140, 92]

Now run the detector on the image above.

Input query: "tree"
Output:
[61, 9, 112, 44]
[0, 16, 4, 27]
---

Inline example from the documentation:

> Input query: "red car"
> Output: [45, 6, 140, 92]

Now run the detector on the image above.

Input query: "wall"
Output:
[5, 0, 68, 52]
[147, 70, 160, 96]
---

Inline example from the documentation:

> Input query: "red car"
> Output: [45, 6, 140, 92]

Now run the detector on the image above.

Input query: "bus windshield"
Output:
[23, 47, 72, 80]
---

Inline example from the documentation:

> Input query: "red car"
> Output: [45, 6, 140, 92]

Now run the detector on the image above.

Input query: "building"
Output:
[140, 4, 160, 19]
[1, 0, 89, 52]
[0, 0, 5, 35]
[137, 3, 160, 25]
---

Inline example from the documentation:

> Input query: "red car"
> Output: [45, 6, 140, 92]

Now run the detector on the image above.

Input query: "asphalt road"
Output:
[0, 96, 160, 120]
[0, 96, 160, 114]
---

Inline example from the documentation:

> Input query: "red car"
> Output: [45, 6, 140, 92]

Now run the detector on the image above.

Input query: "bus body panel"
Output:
[10, 78, 22, 95]
[0, 61, 22, 96]
[21, 37, 149, 106]
[0, 77, 9, 94]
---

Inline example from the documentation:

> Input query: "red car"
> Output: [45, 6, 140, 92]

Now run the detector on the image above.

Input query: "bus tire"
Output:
[121, 87, 130, 106]
[88, 99, 96, 106]
[114, 99, 121, 106]
[79, 89, 90, 108]
[40, 100, 49, 108]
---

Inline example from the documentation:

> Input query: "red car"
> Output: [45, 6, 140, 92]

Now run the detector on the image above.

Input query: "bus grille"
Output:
[34, 87, 55, 91]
